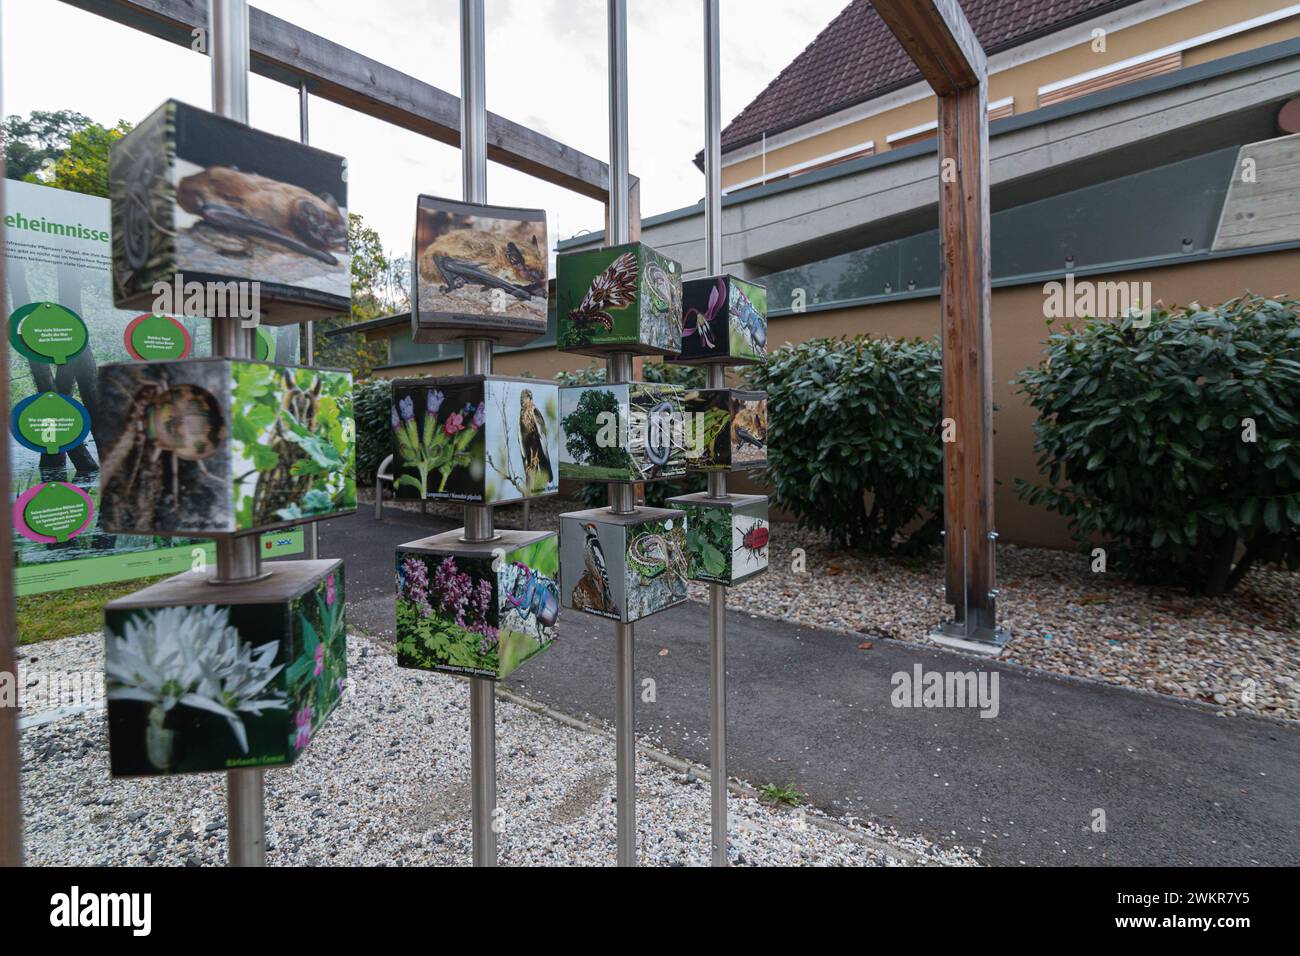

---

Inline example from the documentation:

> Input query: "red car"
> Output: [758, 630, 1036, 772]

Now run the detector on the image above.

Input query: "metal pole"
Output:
[210, 0, 265, 866]
[459, 0, 497, 868]
[299, 80, 318, 563]
[702, 0, 729, 867]
[606, 0, 637, 868]
[0, 1, 23, 865]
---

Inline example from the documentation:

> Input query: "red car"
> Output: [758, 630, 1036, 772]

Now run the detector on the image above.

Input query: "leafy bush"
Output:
[353, 377, 393, 483]
[1016, 294, 1300, 594]
[554, 361, 707, 507]
[744, 336, 943, 552]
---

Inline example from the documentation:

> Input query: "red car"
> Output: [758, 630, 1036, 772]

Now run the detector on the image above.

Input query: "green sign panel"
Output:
[9, 301, 89, 365]
[14, 392, 88, 454]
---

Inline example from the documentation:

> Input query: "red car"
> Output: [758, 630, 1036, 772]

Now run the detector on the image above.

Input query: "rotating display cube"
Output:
[96, 358, 356, 537]
[395, 529, 559, 680]
[556, 241, 683, 356]
[411, 195, 549, 347]
[684, 388, 768, 471]
[559, 381, 687, 482]
[559, 507, 688, 623]
[391, 375, 559, 504]
[109, 99, 351, 325]
[667, 493, 769, 586]
[673, 274, 767, 365]
[104, 560, 346, 777]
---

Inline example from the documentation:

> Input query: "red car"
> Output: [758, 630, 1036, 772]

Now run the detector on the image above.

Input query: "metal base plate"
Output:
[929, 622, 1011, 658]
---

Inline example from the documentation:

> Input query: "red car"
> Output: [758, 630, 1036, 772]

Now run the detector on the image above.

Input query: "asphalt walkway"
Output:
[321, 506, 1300, 866]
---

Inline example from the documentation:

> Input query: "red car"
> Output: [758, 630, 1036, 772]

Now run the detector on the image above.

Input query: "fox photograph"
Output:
[413, 196, 549, 345]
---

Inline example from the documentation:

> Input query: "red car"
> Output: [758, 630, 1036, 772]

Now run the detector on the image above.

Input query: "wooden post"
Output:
[0, 21, 23, 860]
[871, 0, 1003, 646]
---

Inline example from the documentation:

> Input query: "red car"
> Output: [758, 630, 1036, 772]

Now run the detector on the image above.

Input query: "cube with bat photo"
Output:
[672, 274, 767, 365]
[96, 358, 356, 537]
[559, 381, 687, 482]
[411, 195, 549, 347]
[556, 241, 683, 356]
[109, 99, 350, 325]
[104, 560, 346, 777]
[683, 388, 768, 471]
[390, 375, 560, 505]
[559, 507, 688, 623]
[395, 530, 559, 680]
[667, 492, 769, 586]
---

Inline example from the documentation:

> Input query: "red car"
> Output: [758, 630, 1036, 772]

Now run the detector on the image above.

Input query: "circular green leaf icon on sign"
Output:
[126, 313, 192, 360]
[15, 392, 87, 453]
[23, 482, 91, 542]
[255, 326, 275, 361]
[17, 302, 89, 365]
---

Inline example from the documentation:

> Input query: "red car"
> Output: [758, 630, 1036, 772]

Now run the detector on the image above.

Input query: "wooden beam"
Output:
[0, 68, 22, 863]
[57, 0, 612, 200]
[938, 76, 995, 624]
[871, 0, 985, 96]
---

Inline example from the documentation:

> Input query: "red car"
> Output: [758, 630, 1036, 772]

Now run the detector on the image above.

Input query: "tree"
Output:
[2, 110, 131, 198]
[561, 388, 632, 471]
[35, 120, 132, 198]
[312, 213, 397, 378]
[2, 109, 91, 181]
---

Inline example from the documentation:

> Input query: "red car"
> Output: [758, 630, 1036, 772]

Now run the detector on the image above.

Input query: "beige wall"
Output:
[379, 248, 1300, 550]
[722, 0, 1300, 189]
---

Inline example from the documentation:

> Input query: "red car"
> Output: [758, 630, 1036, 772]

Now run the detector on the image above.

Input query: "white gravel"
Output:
[18, 632, 978, 867]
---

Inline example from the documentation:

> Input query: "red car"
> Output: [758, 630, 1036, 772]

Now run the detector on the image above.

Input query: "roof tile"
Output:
[721, 0, 1145, 151]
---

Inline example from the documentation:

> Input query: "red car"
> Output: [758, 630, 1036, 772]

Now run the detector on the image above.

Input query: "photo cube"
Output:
[667, 493, 769, 586]
[391, 375, 559, 504]
[556, 241, 682, 356]
[559, 381, 687, 483]
[395, 529, 559, 681]
[110, 99, 350, 325]
[97, 358, 356, 537]
[683, 388, 768, 472]
[672, 274, 767, 365]
[559, 507, 687, 623]
[105, 559, 346, 777]
[411, 194, 549, 347]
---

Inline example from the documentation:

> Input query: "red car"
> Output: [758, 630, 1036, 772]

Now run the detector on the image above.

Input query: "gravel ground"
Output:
[380, 493, 1300, 723]
[18, 632, 978, 867]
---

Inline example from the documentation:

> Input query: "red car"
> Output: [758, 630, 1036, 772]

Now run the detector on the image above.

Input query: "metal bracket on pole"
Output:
[930, 526, 1009, 655]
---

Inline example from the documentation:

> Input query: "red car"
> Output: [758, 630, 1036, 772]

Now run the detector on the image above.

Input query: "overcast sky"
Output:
[3, 0, 845, 261]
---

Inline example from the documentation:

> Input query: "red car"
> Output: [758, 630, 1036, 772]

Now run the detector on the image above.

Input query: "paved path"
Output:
[322, 507, 1300, 866]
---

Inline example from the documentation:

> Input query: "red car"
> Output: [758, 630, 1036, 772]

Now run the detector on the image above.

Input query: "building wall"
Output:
[721, 0, 1300, 190]
[378, 247, 1300, 550]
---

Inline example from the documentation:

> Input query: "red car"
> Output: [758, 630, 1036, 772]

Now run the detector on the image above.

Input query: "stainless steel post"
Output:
[606, 0, 637, 868]
[459, 0, 497, 868]
[703, 0, 729, 867]
[227, 767, 265, 865]
[211, 0, 266, 866]
[299, 80, 318, 563]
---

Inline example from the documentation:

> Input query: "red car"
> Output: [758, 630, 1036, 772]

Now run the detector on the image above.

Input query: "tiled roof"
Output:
[720, 0, 1146, 152]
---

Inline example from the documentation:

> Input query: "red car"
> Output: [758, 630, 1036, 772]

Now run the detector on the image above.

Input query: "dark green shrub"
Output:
[353, 377, 393, 483]
[1016, 293, 1300, 595]
[555, 361, 707, 507]
[744, 336, 943, 553]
